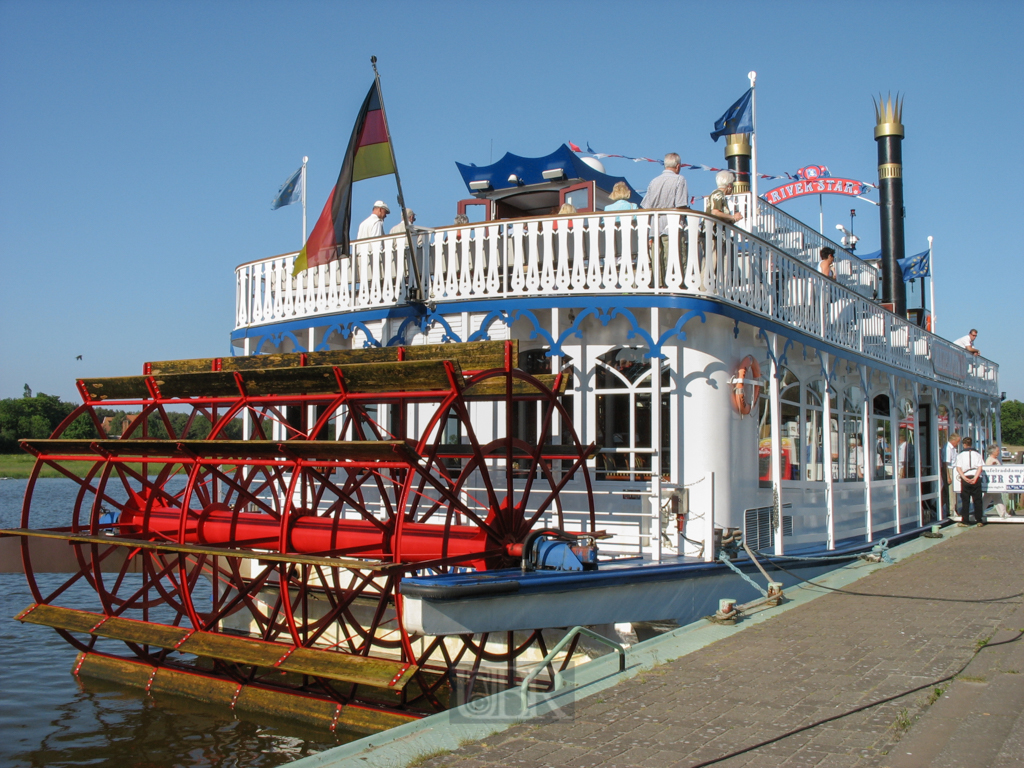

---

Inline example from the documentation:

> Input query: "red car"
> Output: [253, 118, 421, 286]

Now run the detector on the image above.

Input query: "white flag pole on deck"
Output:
[928, 236, 935, 334]
[301, 156, 308, 245]
[748, 71, 758, 233]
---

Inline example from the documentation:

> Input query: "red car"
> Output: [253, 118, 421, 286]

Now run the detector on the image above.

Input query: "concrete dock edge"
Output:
[287, 527, 965, 768]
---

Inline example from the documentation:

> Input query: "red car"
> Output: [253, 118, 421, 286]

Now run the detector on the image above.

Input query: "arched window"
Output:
[594, 348, 670, 482]
[872, 394, 892, 480]
[937, 402, 949, 453]
[780, 370, 800, 481]
[898, 397, 916, 479]
[805, 380, 826, 482]
[843, 385, 865, 481]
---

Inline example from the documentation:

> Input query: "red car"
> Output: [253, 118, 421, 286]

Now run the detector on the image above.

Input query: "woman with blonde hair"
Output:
[604, 181, 638, 213]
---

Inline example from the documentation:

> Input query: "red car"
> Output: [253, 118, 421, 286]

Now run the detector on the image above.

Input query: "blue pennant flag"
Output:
[898, 248, 930, 280]
[710, 88, 754, 142]
[271, 166, 303, 210]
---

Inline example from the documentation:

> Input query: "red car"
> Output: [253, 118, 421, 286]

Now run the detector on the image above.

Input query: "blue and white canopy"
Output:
[457, 144, 641, 203]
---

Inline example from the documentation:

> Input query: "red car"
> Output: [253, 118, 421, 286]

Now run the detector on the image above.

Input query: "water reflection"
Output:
[0, 479, 353, 767]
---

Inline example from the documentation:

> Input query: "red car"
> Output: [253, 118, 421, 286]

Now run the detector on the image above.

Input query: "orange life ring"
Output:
[731, 355, 762, 416]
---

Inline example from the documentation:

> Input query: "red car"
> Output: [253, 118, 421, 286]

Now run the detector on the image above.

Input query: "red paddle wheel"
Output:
[6, 341, 596, 732]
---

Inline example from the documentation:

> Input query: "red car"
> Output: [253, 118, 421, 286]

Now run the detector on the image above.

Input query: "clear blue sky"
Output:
[2, 0, 1021, 403]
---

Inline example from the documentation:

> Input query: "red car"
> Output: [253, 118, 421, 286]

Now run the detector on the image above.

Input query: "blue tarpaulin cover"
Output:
[457, 144, 642, 203]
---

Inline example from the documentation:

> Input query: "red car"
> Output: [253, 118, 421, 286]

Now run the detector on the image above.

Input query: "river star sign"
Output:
[763, 178, 867, 204]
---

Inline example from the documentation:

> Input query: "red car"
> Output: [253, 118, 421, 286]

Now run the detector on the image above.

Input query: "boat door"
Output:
[918, 403, 937, 522]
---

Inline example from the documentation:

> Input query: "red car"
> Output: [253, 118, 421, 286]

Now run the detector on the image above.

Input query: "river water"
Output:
[0, 477, 348, 768]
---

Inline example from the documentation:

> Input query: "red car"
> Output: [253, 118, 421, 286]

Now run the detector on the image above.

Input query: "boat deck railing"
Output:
[730, 194, 878, 295]
[234, 208, 998, 396]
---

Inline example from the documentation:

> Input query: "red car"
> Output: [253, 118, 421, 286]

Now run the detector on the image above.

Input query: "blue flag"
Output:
[898, 249, 930, 280]
[271, 166, 303, 210]
[710, 88, 754, 142]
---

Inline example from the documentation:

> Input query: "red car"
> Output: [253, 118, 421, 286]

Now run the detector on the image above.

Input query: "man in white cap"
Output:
[357, 200, 390, 240]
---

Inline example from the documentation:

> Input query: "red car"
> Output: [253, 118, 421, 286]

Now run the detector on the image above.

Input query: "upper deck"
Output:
[234, 195, 998, 397]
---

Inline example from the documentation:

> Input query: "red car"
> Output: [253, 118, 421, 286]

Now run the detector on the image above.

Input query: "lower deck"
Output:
[234, 298, 1000, 564]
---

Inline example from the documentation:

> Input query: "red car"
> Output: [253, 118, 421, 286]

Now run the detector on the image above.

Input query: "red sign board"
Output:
[763, 178, 867, 205]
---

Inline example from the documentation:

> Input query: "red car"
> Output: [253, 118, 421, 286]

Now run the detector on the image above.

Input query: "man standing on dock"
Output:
[954, 436, 985, 526]
[942, 432, 960, 519]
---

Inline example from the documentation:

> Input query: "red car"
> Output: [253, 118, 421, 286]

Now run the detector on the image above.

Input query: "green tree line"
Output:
[1, 388, 242, 452]
[1002, 399, 1024, 445]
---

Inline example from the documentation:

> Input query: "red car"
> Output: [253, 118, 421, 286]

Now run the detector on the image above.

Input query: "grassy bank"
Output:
[0, 453, 86, 479]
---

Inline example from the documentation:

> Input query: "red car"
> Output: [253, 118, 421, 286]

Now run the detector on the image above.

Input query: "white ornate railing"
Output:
[234, 211, 998, 396]
[727, 194, 879, 299]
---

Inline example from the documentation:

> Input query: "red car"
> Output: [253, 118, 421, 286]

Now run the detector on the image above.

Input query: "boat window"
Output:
[758, 393, 771, 488]
[593, 348, 668, 482]
[937, 403, 949, 458]
[805, 381, 825, 482]
[872, 394, 892, 480]
[843, 386, 865, 482]
[780, 372, 801, 481]
[757, 367, 800, 484]
[898, 398, 916, 479]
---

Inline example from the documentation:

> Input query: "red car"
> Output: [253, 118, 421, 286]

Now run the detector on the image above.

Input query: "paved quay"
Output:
[410, 525, 1024, 768]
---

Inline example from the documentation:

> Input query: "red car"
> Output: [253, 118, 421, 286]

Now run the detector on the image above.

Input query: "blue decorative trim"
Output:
[318, 320, 383, 350]
[228, 295, 995, 401]
[465, 305, 706, 360]
[654, 309, 706, 358]
[815, 349, 840, 390]
[757, 328, 794, 379]
[386, 307, 463, 346]
[255, 330, 306, 355]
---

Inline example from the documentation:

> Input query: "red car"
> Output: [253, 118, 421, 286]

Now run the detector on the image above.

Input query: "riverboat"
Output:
[6, 97, 1004, 732]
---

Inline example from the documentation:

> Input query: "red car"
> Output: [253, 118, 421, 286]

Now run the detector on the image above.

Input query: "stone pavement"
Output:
[415, 526, 1024, 768]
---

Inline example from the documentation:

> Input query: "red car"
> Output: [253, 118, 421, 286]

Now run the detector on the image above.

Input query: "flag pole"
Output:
[748, 71, 758, 234]
[301, 156, 308, 245]
[370, 56, 423, 304]
[928, 236, 935, 334]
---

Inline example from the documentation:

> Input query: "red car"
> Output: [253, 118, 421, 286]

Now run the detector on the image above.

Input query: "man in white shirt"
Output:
[357, 200, 390, 240]
[942, 432, 961, 519]
[954, 436, 985, 525]
[953, 329, 980, 356]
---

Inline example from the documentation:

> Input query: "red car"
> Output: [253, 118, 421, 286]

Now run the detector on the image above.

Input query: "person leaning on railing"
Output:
[604, 181, 639, 260]
[641, 153, 690, 286]
[818, 247, 837, 280]
[705, 171, 743, 224]
[704, 171, 743, 278]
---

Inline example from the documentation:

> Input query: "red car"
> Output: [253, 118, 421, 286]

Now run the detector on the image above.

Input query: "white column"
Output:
[821, 352, 835, 549]
[889, 374, 901, 534]
[650, 307, 662, 561]
[769, 333, 784, 556]
[861, 367, 873, 541]
[242, 336, 252, 441]
[913, 382, 923, 527]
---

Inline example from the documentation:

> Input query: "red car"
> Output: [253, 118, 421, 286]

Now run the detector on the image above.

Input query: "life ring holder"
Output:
[730, 355, 762, 416]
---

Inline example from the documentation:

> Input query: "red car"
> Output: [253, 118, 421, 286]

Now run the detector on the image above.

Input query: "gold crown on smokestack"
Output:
[873, 92, 905, 138]
[724, 133, 751, 158]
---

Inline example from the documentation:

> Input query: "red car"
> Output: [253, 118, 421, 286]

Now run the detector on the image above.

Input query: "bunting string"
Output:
[569, 142, 878, 190]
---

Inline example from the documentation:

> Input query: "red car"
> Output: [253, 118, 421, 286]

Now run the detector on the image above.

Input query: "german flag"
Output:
[292, 82, 396, 275]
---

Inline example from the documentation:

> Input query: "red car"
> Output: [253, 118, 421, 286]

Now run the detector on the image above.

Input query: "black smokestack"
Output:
[874, 94, 907, 316]
[724, 133, 751, 193]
